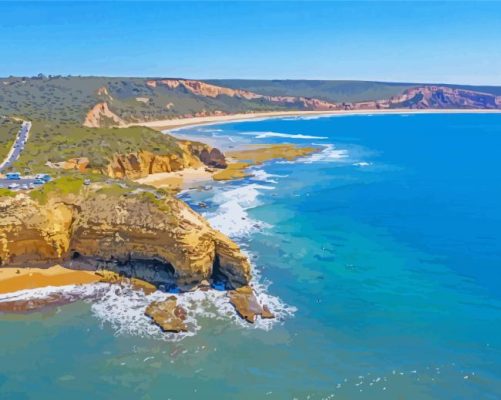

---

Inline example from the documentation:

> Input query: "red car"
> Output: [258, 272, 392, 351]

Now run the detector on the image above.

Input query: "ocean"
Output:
[1, 113, 500, 399]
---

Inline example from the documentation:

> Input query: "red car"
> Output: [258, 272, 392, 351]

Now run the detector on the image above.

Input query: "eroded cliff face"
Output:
[83, 102, 125, 128]
[155, 79, 338, 110]
[0, 188, 251, 289]
[105, 141, 227, 179]
[390, 86, 501, 109]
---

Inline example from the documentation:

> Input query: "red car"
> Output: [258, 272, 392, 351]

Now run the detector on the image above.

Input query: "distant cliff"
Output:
[2, 76, 499, 127]
[83, 80, 501, 127]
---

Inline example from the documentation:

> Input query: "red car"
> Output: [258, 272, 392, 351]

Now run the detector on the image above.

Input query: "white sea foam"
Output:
[91, 268, 296, 338]
[212, 134, 236, 142]
[205, 183, 274, 238]
[294, 143, 349, 164]
[249, 168, 287, 184]
[0, 282, 109, 304]
[353, 161, 371, 167]
[0, 157, 298, 341]
[197, 128, 223, 133]
[240, 131, 328, 140]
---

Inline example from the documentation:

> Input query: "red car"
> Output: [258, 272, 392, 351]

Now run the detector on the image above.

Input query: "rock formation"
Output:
[145, 296, 188, 333]
[83, 102, 125, 128]
[105, 142, 227, 179]
[0, 186, 251, 289]
[155, 79, 339, 111]
[389, 86, 501, 109]
[228, 286, 274, 323]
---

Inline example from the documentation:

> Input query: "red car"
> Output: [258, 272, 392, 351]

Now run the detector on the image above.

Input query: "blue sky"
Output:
[1, 1, 501, 85]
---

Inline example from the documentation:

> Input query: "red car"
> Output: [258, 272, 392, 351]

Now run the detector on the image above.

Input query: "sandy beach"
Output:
[135, 167, 214, 189]
[0, 265, 101, 294]
[125, 108, 501, 132]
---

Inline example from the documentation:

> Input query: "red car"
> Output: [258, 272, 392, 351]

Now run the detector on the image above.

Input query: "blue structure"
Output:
[6, 172, 21, 180]
[35, 174, 52, 182]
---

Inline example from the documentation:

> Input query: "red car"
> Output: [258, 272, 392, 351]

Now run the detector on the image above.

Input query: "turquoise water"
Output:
[1, 114, 500, 399]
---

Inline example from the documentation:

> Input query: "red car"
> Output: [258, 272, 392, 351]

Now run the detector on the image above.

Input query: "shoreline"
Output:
[125, 108, 501, 132]
[135, 167, 214, 190]
[0, 265, 101, 295]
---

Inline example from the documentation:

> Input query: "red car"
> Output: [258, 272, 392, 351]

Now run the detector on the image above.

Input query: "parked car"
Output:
[6, 172, 21, 180]
[35, 174, 52, 182]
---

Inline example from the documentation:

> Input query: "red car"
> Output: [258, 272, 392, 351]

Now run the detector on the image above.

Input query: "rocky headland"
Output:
[0, 178, 276, 330]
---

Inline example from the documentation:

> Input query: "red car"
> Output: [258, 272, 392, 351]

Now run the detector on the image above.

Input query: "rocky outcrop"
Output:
[228, 286, 274, 323]
[0, 188, 251, 289]
[106, 142, 227, 179]
[47, 157, 89, 172]
[183, 141, 227, 169]
[106, 149, 201, 179]
[83, 102, 125, 128]
[145, 297, 188, 333]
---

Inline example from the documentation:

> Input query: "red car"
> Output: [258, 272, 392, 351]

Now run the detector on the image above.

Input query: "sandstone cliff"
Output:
[83, 102, 125, 128]
[389, 86, 501, 109]
[155, 79, 338, 111]
[0, 185, 251, 289]
[105, 141, 227, 179]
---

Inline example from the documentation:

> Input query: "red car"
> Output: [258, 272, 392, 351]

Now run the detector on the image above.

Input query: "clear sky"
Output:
[1, 1, 501, 85]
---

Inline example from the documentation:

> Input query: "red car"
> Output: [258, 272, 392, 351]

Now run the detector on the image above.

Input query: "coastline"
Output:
[0, 265, 101, 295]
[125, 108, 501, 132]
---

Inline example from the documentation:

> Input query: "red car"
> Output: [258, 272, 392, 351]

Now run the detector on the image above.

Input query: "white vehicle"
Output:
[8, 183, 19, 190]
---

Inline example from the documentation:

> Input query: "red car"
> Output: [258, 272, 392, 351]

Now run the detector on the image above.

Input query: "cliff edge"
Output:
[0, 179, 250, 290]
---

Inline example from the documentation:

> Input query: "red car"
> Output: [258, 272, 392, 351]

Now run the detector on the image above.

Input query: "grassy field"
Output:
[0, 117, 21, 162]
[12, 121, 183, 173]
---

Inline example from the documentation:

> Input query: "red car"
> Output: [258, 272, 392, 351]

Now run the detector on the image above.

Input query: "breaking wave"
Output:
[240, 131, 328, 140]
[205, 183, 274, 239]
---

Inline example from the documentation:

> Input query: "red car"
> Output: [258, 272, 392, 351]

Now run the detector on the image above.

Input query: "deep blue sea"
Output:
[1, 113, 500, 399]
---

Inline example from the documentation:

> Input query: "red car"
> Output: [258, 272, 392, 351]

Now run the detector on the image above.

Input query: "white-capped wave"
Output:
[205, 183, 273, 239]
[0, 277, 295, 341]
[294, 143, 349, 164]
[249, 168, 287, 184]
[240, 131, 328, 140]
[196, 128, 223, 133]
[353, 161, 371, 167]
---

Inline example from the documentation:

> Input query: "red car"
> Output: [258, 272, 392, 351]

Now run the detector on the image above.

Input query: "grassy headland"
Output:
[11, 121, 183, 173]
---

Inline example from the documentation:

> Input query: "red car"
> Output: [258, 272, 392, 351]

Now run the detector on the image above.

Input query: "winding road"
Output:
[0, 120, 31, 172]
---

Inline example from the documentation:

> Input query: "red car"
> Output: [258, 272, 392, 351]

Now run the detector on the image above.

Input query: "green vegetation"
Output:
[1, 76, 499, 131]
[208, 79, 501, 103]
[139, 191, 171, 212]
[208, 80, 417, 103]
[29, 176, 84, 204]
[0, 188, 16, 197]
[0, 76, 291, 126]
[13, 121, 183, 172]
[0, 117, 21, 161]
[95, 184, 131, 197]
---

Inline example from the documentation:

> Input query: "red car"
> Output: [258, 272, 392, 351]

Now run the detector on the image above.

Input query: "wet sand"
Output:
[0, 265, 101, 294]
[135, 167, 214, 189]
